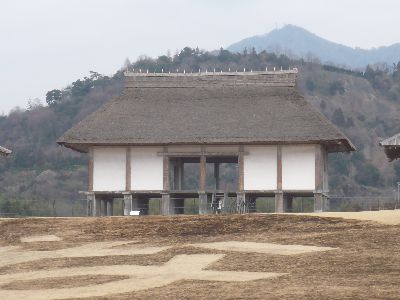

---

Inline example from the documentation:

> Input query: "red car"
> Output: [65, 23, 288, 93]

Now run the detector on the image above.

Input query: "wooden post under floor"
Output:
[198, 192, 208, 215]
[314, 192, 327, 212]
[161, 193, 171, 215]
[274, 191, 284, 213]
[106, 199, 113, 216]
[199, 155, 206, 191]
[214, 162, 220, 190]
[86, 192, 95, 216]
[238, 146, 244, 191]
[101, 199, 107, 216]
[123, 194, 132, 216]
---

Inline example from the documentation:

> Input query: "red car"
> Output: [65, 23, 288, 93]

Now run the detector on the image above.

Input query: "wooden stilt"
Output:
[123, 194, 132, 216]
[161, 193, 171, 215]
[198, 192, 208, 215]
[214, 162, 220, 190]
[274, 191, 284, 213]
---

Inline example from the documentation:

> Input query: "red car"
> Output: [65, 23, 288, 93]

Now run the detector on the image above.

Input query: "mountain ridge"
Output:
[227, 25, 400, 69]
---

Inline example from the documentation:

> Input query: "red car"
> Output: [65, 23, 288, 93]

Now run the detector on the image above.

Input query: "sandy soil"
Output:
[190, 241, 335, 255]
[1, 275, 129, 290]
[20, 234, 62, 243]
[0, 254, 284, 299]
[0, 214, 399, 299]
[294, 209, 400, 225]
[0, 241, 170, 268]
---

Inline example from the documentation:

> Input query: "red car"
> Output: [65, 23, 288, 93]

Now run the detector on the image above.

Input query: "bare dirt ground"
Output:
[0, 213, 399, 299]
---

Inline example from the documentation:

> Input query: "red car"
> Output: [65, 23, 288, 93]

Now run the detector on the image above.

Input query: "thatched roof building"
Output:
[0, 146, 11, 157]
[58, 69, 354, 217]
[59, 70, 354, 153]
[380, 133, 400, 161]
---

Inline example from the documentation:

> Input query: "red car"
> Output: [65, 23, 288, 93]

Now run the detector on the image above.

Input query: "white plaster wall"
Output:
[244, 146, 277, 190]
[282, 145, 315, 190]
[131, 147, 163, 190]
[93, 147, 126, 191]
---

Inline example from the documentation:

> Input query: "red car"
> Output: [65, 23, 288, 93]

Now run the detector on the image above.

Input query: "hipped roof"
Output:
[380, 133, 400, 161]
[58, 70, 355, 153]
[0, 146, 12, 156]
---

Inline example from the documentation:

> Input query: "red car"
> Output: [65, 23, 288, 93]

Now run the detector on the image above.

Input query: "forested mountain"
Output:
[1, 47, 400, 216]
[228, 25, 400, 69]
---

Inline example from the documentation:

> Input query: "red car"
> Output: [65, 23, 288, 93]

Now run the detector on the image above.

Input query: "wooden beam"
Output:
[88, 147, 94, 191]
[238, 145, 244, 191]
[163, 146, 170, 191]
[315, 144, 323, 191]
[277, 145, 282, 190]
[157, 151, 248, 157]
[125, 147, 131, 191]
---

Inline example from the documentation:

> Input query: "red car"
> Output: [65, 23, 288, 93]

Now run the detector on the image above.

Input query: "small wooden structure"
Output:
[380, 133, 400, 161]
[58, 69, 355, 216]
[0, 146, 11, 157]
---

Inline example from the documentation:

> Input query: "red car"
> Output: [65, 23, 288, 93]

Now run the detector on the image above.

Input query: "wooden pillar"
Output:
[198, 192, 208, 215]
[275, 145, 284, 213]
[238, 145, 244, 191]
[178, 158, 184, 190]
[314, 193, 325, 212]
[106, 199, 113, 216]
[88, 147, 94, 191]
[87, 192, 95, 217]
[123, 194, 132, 216]
[314, 145, 328, 212]
[161, 193, 171, 215]
[277, 145, 282, 190]
[126, 147, 131, 191]
[163, 146, 170, 191]
[274, 191, 284, 213]
[87, 198, 91, 217]
[172, 160, 178, 190]
[200, 155, 206, 191]
[214, 163, 220, 190]
[315, 145, 323, 193]
[101, 199, 107, 216]
[110, 199, 114, 216]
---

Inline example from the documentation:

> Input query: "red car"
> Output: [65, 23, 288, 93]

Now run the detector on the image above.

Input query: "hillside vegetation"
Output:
[1, 47, 400, 216]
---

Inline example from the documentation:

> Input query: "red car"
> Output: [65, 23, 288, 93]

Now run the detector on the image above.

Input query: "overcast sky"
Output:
[0, 0, 399, 113]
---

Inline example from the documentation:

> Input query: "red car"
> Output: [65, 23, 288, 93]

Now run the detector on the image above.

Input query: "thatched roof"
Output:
[380, 133, 400, 161]
[58, 70, 355, 153]
[0, 146, 12, 156]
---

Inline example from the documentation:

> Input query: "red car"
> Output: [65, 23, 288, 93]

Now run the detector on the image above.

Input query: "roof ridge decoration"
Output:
[380, 133, 400, 146]
[124, 69, 298, 88]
